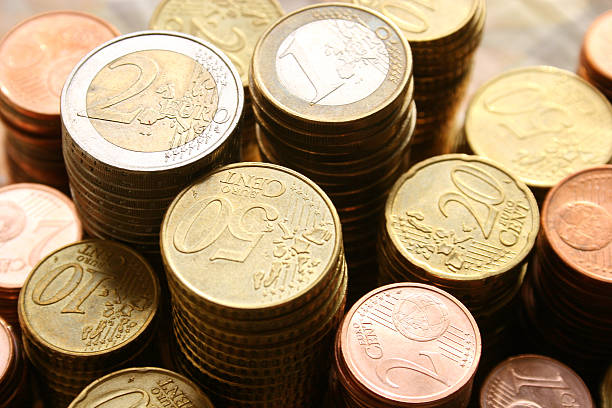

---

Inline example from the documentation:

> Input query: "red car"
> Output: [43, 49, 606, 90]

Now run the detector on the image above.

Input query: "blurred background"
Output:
[0, 0, 610, 186]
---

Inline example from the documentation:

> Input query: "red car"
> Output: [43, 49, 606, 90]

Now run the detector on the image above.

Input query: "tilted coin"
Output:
[61, 30, 243, 174]
[480, 355, 593, 408]
[579, 10, 612, 100]
[69, 367, 214, 408]
[18, 239, 159, 360]
[385, 154, 539, 281]
[337, 282, 481, 406]
[161, 162, 342, 316]
[149, 0, 283, 87]
[465, 66, 612, 189]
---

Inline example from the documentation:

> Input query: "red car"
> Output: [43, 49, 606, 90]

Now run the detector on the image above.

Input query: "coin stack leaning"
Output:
[161, 162, 347, 407]
[480, 355, 594, 408]
[61, 31, 244, 265]
[149, 0, 284, 162]
[379, 154, 539, 366]
[464, 66, 612, 202]
[0, 11, 119, 191]
[250, 3, 415, 301]
[521, 165, 612, 373]
[331, 283, 481, 408]
[579, 10, 612, 101]
[0, 317, 29, 407]
[352, 0, 485, 163]
[0, 183, 82, 325]
[18, 240, 160, 407]
[69, 367, 215, 408]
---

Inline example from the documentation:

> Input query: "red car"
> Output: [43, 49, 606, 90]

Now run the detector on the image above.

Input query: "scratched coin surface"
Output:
[480, 354, 593, 408]
[542, 165, 612, 283]
[340, 282, 480, 404]
[61, 30, 243, 170]
[351, 0, 478, 42]
[465, 66, 612, 188]
[161, 162, 341, 311]
[0, 11, 118, 117]
[149, 0, 283, 86]
[19, 239, 159, 355]
[251, 3, 410, 123]
[386, 154, 539, 279]
[0, 183, 82, 290]
[68, 367, 214, 408]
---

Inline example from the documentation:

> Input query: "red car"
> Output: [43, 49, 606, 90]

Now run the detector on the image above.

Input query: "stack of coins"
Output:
[18, 240, 160, 407]
[0, 11, 119, 191]
[379, 155, 539, 363]
[69, 367, 215, 407]
[331, 283, 481, 408]
[0, 183, 82, 325]
[250, 3, 416, 300]
[0, 318, 29, 407]
[579, 10, 612, 101]
[161, 162, 347, 407]
[521, 166, 612, 370]
[149, 0, 284, 162]
[602, 364, 612, 408]
[464, 66, 612, 202]
[61, 31, 243, 263]
[352, 0, 485, 164]
[480, 355, 594, 408]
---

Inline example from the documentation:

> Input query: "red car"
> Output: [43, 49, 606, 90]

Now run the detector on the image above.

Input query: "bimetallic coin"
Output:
[251, 3, 411, 127]
[0, 183, 82, 290]
[18, 239, 159, 358]
[69, 367, 214, 408]
[149, 0, 283, 87]
[465, 66, 612, 189]
[61, 30, 243, 172]
[339, 282, 480, 405]
[385, 154, 539, 280]
[161, 162, 342, 314]
[480, 355, 593, 408]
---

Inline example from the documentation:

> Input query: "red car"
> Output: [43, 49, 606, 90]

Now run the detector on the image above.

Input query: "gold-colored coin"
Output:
[466, 66, 612, 189]
[385, 154, 539, 281]
[161, 162, 342, 316]
[149, 0, 284, 87]
[603, 363, 612, 408]
[18, 239, 159, 359]
[69, 367, 214, 407]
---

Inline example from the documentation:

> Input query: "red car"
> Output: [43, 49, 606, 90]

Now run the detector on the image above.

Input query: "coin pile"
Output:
[149, 0, 284, 162]
[61, 31, 243, 264]
[161, 162, 347, 407]
[480, 354, 594, 408]
[521, 166, 612, 369]
[250, 3, 416, 300]
[0, 11, 119, 191]
[602, 364, 612, 408]
[379, 155, 539, 363]
[0, 317, 29, 407]
[18, 240, 160, 407]
[331, 283, 481, 408]
[579, 10, 612, 101]
[69, 367, 214, 407]
[465, 66, 612, 202]
[0, 183, 82, 325]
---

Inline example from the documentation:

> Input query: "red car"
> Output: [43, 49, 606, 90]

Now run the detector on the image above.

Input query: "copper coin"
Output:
[0, 11, 119, 123]
[0, 183, 82, 290]
[541, 165, 612, 284]
[0, 318, 12, 381]
[582, 10, 612, 86]
[339, 282, 481, 405]
[480, 354, 594, 408]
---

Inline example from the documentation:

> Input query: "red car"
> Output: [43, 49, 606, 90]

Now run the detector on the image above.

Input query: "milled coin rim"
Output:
[160, 162, 343, 313]
[385, 153, 540, 280]
[465, 65, 612, 188]
[61, 30, 244, 172]
[18, 239, 160, 358]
